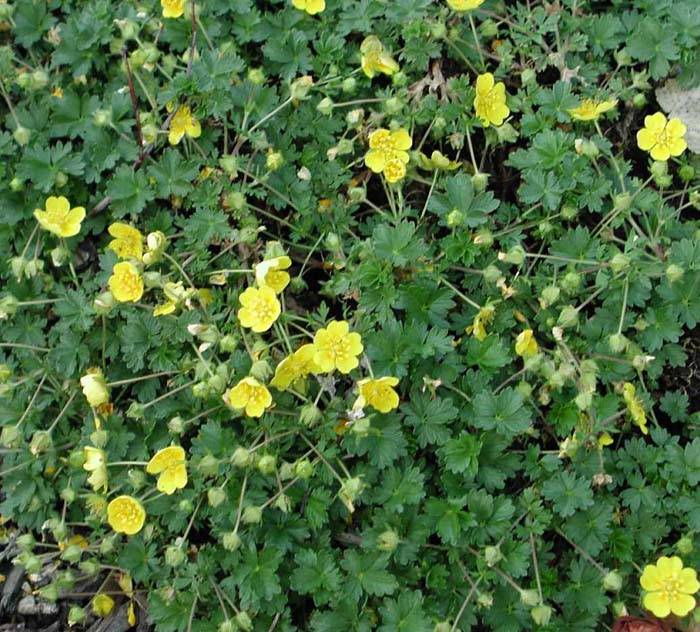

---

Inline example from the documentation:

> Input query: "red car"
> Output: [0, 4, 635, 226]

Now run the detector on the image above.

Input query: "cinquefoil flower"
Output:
[640, 556, 699, 618]
[34, 196, 85, 238]
[636, 112, 687, 162]
[515, 329, 539, 358]
[313, 320, 363, 374]
[224, 377, 272, 418]
[146, 446, 187, 495]
[622, 382, 648, 435]
[237, 286, 281, 332]
[107, 223, 143, 260]
[292, 0, 324, 14]
[474, 73, 509, 127]
[80, 369, 110, 408]
[360, 36, 400, 79]
[364, 128, 412, 183]
[270, 344, 321, 391]
[568, 99, 618, 122]
[83, 446, 108, 492]
[466, 305, 495, 341]
[168, 105, 201, 145]
[161, 0, 185, 18]
[355, 377, 400, 413]
[447, 0, 484, 10]
[108, 262, 144, 303]
[107, 495, 146, 535]
[254, 256, 292, 294]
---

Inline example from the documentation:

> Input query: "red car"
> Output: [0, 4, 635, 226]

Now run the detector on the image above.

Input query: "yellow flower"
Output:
[108, 262, 144, 303]
[107, 222, 143, 260]
[107, 495, 146, 535]
[224, 377, 272, 418]
[254, 256, 292, 294]
[161, 0, 185, 18]
[292, 0, 325, 14]
[597, 432, 614, 448]
[447, 0, 484, 11]
[270, 344, 321, 390]
[515, 329, 539, 358]
[474, 73, 510, 127]
[360, 36, 400, 79]
[313, 320, 364, 374]
[52, 86, 64, 99]
[80, 369, 110, 408]
[466, 305, 495, 341]
[237, 286, 281, 332]
[153, 301, 177, 317]
[622, 382, 648, 435]
[355, 377, 400, 413]
[364, 128, 412, 182]
[640, 556, 699, 618]
[146, 446, 187, 495]
[92, 593, 116, 617]
[83, 446, 108, 492]
[568, 98, 618, 122]
[168, 105, 201, 145]
[636, 112, 687, 162]
[34, 196, 85, 238]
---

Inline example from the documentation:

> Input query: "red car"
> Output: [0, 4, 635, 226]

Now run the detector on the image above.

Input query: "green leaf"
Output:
[402, 392, 457, 448]
[542, 470, 595, 518]
[472, 388, 532, 437]
[291, 549, 341, 606]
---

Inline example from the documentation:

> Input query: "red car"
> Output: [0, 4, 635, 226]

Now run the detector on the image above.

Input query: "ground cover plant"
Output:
[1, 0, 700, 630]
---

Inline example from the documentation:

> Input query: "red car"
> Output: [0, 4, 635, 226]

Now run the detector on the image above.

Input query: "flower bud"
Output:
[676, 535, 694, 555]
[207, 487, 226, 507]
[498, 245, 525, 266]
[0, 294, 18, 319]
[473, 228, 493, 247]
[219, 621, 236, 632]
[608, 333, 628, 353]
[0, 424, 21, 449]
[339, 477, 364, 513]
[232, 447, 252, 468]
[13, 125, 31, 146]
[266, 150, 284, 171]
[530, 604, 552, 626]
[521, 68, 536, 86]
[377, 529, 400, 552]
[290, 75, 314, 101]
[165, 545, 186, 567]
[178, 499, 194, 513]
[90, 429, 109, 448]
[479, 19, 498, 38]
[384, 97, 402, 114]
[168, 416, 184, 434]
[430, 21, 447, 39]
[60, 487, 76, 503]
[242, 505, 262, 524]
[257, 454, 277, 475]
[471, 172, 489, 192]
[446, 209, 464, 228]
[30, 430, 52, 455]
[249, 359, 272, 381]
[93, 291, 115, 315]
[294, 458, 314, 480]
[351, 416, 371, 437]
[128, 468, 146, 490]
[93, 109, 112, 127]
[317, 97, 334, 116]
[61, 544, 84, 564]
[300, 403, 322, 426]
[560, 271, 581, 293]
[632, 93, 646, 109]
[495, 121, 519, 143]
[235, 611, 253, 632]
[665, 264, 684, 283]
[17, 533, 35, 551]
[679, 165, 695, 183]
[273, 494, 291, 513]
[557, 305, 579, 328]
[248, 68, 265, 84]
[222, 531, 242, 551]
[50, 246, 69, 267]
[603, 570, 623, 593]
[198, 454, 220, 477]
[68, 606, 87, 626]
[483, 545, 502, 567]
[79, 559, 101, 576]
[610, 253, 630, 273]
[519, 589, 540, 606]
[342, 77, 357, 93]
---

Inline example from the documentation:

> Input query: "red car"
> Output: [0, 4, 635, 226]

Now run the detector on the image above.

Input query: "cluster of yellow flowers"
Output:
[83, 445, 187, 535]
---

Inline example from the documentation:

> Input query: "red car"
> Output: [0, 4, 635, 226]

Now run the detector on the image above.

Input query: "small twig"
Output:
[186, 0, 198, 75]
[121, 48, 144, 159]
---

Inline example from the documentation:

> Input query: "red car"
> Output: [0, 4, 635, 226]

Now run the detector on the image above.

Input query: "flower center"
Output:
[117, 503, 140, 525]
[118, 271, 140, 294]
[251, 296, 275, 321]
[662, 578, 682, 601]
